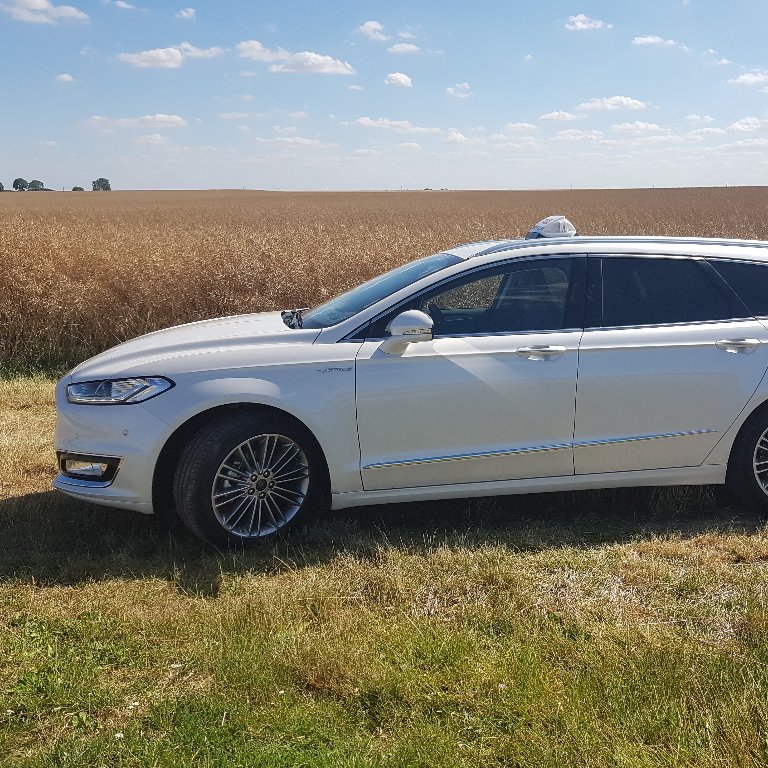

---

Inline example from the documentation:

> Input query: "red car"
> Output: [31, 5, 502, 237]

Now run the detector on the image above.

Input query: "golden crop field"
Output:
[2, 186, 768, 371]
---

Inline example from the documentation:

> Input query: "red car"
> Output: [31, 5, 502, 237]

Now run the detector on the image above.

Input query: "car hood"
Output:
[71, 311, 321, 380]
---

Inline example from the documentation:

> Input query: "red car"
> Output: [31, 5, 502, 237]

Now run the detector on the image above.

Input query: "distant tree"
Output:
[0, 181, 4, 192]
[13, 178, 28, 191]
[92, 177, 111, 191]
[72, 186, 84, 192]
[28, 179, 44, 191]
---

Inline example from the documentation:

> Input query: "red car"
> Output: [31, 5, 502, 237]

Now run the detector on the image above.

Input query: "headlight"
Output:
[66, 377, 174, 404]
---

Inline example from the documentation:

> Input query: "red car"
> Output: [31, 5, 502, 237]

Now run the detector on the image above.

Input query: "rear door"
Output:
[574, 255, 768, 474]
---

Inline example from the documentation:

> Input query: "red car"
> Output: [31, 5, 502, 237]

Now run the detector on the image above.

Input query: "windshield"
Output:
[300, 252, 462, 329]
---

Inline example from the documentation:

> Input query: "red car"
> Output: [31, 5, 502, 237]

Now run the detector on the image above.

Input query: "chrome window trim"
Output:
[360, 326, 584, 344]
[584, 317, 755, 332]
[363, 429, 718, 472]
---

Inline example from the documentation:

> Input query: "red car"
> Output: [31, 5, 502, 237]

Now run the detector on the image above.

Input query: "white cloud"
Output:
[612, 121, 664, 133]
[358, 20, 387, 41]
[539, 110, 582, 121]
[176, 7, 195, 20]
[1, 0, 88, 23]
[236, 40, 355, 75]
[135, 133, 169, 145]
[255, 136, 331, 147]
[728, 70, 768, 86]
[552, 129, 605, 141]
[396, 142, 420, 148]
[87, 114, 188, 129]
[55, 73, 74, 82]
[504, 122, 536, 132]
[388, 42, 419, 54]
[446, 82, 472, 98]
[113, 1, 136, 10]
[39, 140, 57, 147]
[444, 131, 484, 145]
[118, 42, 223, 68]
[576, 96, 647, 111]
[565, 13, 612, 31]
[355, 116, 440, 134]
[352, 149, 382, 156]
[288, 110, 307, 118]
[686, 114, 715, 123]
[385, 72, 412, 87]
[688, 127, 725, 137]
[397, 29, 417, 40]
[523, 53, 533, 62]
[728, 117, 768, 132]
[273, 125, 297, 135]
[632, 35, 679, 46]
[348, 84, 364, 92]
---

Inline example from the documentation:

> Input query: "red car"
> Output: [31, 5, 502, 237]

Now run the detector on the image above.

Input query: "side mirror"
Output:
[380, 309, 434, 354]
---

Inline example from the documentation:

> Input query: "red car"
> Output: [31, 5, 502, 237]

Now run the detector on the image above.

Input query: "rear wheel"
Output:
[726, 408, 768, 516]
[173, 413, 326, 547]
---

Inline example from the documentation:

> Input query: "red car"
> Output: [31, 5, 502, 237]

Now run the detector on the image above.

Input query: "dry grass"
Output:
[2, 187, 767, 370]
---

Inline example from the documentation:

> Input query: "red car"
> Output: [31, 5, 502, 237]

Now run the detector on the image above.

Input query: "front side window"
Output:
[599, 257, 733, 328]
[367, 257, 579, 338]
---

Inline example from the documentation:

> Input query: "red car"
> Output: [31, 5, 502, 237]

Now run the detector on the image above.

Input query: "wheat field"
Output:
[2, 187, 768, 371]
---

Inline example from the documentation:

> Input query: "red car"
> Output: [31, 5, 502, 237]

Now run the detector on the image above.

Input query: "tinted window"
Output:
[600, 258, 732, 327]
[711, 260, 768, 317]
[368, 258, 577, 337]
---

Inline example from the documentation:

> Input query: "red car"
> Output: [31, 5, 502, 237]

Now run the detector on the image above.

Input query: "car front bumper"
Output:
[53, 375, 172, 515]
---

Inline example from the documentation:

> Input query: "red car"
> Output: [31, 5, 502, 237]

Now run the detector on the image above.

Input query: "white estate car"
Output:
[55, 228, 768, 546]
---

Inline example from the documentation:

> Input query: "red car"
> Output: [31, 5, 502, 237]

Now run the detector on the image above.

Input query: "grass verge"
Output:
[1, 378, 768, 766]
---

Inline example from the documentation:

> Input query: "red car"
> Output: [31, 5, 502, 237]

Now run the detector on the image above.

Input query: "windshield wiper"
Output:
[281, 307, 309, 329]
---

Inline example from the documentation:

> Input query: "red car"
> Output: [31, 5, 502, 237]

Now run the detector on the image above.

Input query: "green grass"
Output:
[3, 378, 768, 766]
[2, 485, 768, 767]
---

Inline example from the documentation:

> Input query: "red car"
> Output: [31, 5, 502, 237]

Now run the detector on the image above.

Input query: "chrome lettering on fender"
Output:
[317, 366, 352, 373]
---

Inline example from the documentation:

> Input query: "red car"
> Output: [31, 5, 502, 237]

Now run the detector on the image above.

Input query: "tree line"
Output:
[0, 177, 112, 192]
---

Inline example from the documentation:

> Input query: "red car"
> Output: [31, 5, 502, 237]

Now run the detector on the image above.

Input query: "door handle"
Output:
[715, 338, 760, 353]
[515, 345, 567, 360]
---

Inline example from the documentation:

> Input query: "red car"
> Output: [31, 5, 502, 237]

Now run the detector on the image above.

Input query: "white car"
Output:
[55, 226, 768, 546]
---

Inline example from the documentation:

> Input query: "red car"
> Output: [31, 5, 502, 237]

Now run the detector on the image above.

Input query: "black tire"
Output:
[172, 412, 328, 547]
[726, 406, 768, 516]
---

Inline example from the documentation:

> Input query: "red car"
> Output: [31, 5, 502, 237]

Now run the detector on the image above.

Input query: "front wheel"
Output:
[173, 413, 326, 547]
[726, 408, 768, 516]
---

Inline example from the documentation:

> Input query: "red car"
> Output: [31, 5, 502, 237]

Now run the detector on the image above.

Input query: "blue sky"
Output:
[1, 0, 768, 190]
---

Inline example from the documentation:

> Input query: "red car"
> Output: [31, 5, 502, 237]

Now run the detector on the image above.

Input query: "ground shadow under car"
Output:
[0, 485, 762, 596]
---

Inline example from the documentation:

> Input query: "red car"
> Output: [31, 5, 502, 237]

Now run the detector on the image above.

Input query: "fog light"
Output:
[58, 453, 120, 483]
[65, 460, 109, 477]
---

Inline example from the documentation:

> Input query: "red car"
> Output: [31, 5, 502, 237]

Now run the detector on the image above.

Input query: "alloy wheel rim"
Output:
[753, 427, 768, 496]
[211, 433, 309, 538]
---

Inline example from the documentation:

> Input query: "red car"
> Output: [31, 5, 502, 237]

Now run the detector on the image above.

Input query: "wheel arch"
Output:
[726, 396, 768, 475]
[151, 402, 331, 516]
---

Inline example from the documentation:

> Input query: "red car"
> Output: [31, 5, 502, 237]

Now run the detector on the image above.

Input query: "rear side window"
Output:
[711, 260, 768, 317]
[600, 258, 732, 327]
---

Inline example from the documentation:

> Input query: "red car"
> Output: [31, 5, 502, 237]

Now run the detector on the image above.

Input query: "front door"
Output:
[355, 256, 585, 491]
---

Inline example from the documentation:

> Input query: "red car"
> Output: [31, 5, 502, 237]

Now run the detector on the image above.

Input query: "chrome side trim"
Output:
[363, 430, 718, 472]
[574, 429, 718, 450]
[363, 443, 572, 471]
